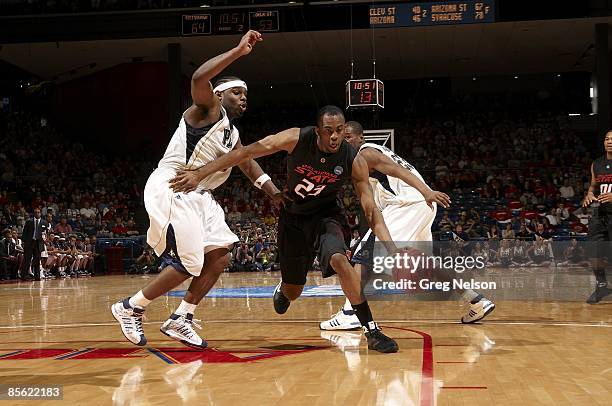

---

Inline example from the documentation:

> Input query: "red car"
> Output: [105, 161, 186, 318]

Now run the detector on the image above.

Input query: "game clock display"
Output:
[182, 10, 279, 36]
[346, 79, 384, 109]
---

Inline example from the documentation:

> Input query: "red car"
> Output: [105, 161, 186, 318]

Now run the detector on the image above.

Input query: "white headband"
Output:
[213, 80, 247, 93]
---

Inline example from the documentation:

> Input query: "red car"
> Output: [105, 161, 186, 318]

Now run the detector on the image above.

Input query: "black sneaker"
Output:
[273, 282, 290, 314]
[363, 324, 399, 353]
[586, 285, 612, 304]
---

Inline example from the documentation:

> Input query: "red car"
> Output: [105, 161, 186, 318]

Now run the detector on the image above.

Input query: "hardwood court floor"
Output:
[0, 273, 611, 405]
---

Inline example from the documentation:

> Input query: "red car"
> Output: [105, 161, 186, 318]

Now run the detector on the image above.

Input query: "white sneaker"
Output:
[111, 298, 147, 346]
[319, 309, 361, 331]
[160, 313, 207, 349]
[461, 296, 495, 323]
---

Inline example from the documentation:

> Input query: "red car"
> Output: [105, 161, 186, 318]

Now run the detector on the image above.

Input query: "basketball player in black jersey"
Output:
[582, 131, 612, 303]
[170, 105, 399, 353]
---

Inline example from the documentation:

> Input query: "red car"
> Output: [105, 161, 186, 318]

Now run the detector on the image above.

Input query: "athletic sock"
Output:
[342, 298, 355, 313]
[353, 301, 376, 330]
[129, 290, 151, 308]
[175, 300, 197, 316]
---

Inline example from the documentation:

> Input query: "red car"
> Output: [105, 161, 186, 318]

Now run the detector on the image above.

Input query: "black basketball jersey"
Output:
[285, 126, 357, 215]
[593, 155, 612, 213]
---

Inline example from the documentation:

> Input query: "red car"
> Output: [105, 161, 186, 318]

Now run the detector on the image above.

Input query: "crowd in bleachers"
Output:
[0, 94, 597, 278]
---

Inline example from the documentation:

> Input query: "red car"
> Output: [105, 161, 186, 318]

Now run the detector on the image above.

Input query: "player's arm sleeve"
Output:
[351, 154, 396, 254]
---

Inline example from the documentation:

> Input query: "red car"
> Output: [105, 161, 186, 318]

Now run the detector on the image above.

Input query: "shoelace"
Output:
[173, 315, 202, 339]
[122, 309, 145, 334]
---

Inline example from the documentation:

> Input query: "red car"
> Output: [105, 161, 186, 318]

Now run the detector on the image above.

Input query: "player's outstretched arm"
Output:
[191, 30, 262, 111]
[351, 155, 397, 255]
[359, 148, 451, 209]
[170, 128, 300, 193]
[235, 139, 292, 207]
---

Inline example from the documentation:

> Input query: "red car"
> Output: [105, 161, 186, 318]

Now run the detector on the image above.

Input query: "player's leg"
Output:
[320, 229, 373, 331]
[273, 209, 309, 314]
[410, 204, 495, 323]
[586, 212, 612, 304]
[319, 217, 398, 353]
[111, 188, 205, 346]
[160, 247, 230, 349]
[161, 193, 238, 348]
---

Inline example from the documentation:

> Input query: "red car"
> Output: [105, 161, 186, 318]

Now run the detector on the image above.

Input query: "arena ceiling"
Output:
[1, 16, 612, 84]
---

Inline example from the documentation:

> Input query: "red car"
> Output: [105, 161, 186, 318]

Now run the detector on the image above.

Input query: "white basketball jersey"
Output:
[359, 143, 426, 209]
[158, 107, 239, 190]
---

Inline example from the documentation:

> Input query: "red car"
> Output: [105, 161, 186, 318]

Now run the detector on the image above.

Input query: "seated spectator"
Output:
[125, 219, 139, 236]
[487, 224, 500, 240]
[545, 207, 560, 226]
[255, 246, 274, 271]
[227, 204, 241, 223]
[502, 223, 515, 239]
[111, 218, 128, 236]
[557, 238, 590, 267]
[515, 224, 534, 240]
[349, 229, 361, 251]
[232, 242, 257, 272]
[453, 224, 470, 241]
[54, 216, 73, 234]
[131, 248, 157, 274]
[80, 201, 97, 221]
[264, 212, 276, 226]
[70, 213, 85, 232]
[527, 239, 552, 267]
[559, 179, 575, 199]
[0, 228, 18, 280]
[438, 212, 454, 232]
[533, 222, 552, 241]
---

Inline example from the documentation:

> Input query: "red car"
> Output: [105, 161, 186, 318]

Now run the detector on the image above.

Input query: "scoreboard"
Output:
[182, 10, 279, 36]
[370, 0, 495, 28]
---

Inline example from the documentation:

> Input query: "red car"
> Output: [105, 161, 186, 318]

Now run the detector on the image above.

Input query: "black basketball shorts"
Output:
[277, 207, 350, 285]
[587, 208, 612, 261]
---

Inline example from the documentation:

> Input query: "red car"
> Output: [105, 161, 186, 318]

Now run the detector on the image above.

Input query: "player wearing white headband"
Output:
[112, 30, 286, 349]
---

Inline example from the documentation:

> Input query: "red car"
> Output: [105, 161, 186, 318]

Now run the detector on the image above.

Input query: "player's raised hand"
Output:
[423, 190, 451, 209]
[583, 192, 597, 207]
[236, 30, 263, 56]
[169, 170, 201, 193]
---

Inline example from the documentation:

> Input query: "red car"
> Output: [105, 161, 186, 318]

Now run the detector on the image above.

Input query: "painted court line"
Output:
[0, 319, 610, 330]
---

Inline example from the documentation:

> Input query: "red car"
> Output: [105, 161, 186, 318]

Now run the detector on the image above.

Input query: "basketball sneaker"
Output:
[273, 281, 290, 314]
[160, 313, 207, 349]
[461, 295, 495, 323]
[111, 298, 147, 346]
[586, 284, 612, 304]
[363, 322, 399, 353]
[319, 309, 361, 330]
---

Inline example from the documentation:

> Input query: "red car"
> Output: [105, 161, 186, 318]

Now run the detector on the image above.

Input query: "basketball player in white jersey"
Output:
[320, 121, 495, 330]
[111, 30, 284, 349]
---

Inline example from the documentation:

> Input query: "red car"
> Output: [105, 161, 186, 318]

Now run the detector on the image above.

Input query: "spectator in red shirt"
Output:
[54, 216, 73, 234]
[111, 218, 128, 236]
